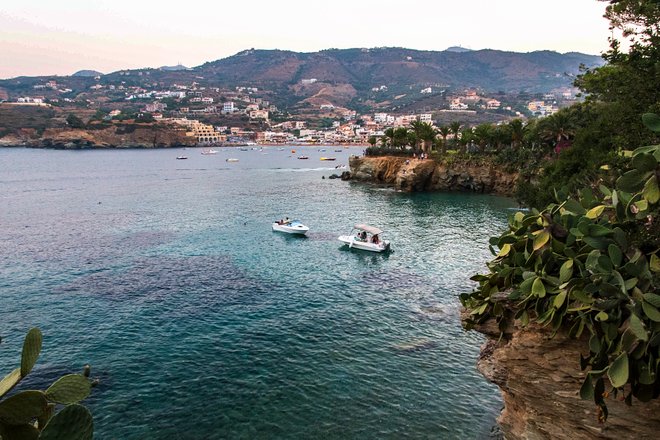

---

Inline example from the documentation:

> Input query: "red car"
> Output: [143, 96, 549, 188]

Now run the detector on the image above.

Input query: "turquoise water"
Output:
[0, 147, 513, 439]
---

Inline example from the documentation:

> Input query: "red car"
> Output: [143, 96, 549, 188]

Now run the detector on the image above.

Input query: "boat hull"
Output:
[338, 235, 390, 252]
[272, 222, 309, 235]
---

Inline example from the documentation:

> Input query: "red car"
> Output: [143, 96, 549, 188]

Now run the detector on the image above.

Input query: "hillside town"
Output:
[0, 74, 577, 146]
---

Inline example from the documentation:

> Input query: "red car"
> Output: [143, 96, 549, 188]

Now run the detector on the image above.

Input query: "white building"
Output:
[222, 102, 235, 113]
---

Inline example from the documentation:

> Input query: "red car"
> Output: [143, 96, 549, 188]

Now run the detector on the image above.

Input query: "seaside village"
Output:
[6, 75, 575, 146]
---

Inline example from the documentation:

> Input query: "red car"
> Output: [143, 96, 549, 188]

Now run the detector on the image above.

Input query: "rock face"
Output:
[0, 125, 196, 149]
[467, 315, 660, 439]
[348, 156, 518, 196]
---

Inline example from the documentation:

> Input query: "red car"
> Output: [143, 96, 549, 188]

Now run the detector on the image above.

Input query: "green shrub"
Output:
[462, 115, 660, 421]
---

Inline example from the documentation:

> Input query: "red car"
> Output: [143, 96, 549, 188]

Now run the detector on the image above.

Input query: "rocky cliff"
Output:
[0, 124, 196, 149]
[348, 155, 518, 196]
[466, 313, 660, 439]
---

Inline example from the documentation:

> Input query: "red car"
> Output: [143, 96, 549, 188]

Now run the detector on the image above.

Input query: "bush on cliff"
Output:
[461, 114, 660, 421]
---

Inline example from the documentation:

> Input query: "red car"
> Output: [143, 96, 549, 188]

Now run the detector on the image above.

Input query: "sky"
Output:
[0, 0, 612, 79]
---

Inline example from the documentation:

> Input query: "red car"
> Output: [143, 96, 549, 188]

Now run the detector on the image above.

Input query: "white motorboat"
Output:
[201, 149, 218, 155]
[272, 219, 309, 235]
[226, 158, 239, 162]
[338, 224, 390, 252]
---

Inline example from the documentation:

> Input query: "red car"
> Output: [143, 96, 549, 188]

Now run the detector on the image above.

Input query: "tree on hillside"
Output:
[66, 113, 85, 129]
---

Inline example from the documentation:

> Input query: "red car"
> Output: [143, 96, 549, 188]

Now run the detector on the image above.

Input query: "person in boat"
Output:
[359, 231, 367, 241]
[372, 234, 380, 245]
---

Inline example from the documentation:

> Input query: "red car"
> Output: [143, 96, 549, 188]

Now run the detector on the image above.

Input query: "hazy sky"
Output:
[0, 0, 612, 79]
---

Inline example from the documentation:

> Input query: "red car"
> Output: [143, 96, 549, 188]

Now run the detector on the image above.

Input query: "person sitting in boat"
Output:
[358, 231, 367, 241]
[372, 234, 380, 245]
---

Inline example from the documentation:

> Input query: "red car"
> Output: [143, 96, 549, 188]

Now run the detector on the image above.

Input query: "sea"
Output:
[0, 146, 515, 439]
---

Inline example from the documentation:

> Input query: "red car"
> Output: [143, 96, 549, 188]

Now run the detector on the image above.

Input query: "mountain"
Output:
[193, 47, 602, 93]
[72, 70, 103, 77]
[1, 47, 604, 113]
[159, 64, 189, 71]
[445, 46, 472, 53]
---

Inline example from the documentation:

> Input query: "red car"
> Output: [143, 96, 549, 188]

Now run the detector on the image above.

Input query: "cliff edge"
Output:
[348, 155, 518, 196]
[465, 313, 660, 439]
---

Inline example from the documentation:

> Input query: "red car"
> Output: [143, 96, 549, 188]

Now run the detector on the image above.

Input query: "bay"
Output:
[0, 146, 513, 439]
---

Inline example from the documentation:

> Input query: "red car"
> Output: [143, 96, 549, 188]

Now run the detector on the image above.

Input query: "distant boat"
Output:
[176, 156, 188, 160]
[318, 148, 326, 152]
[334, 149, 343, 152]
[291, 149, 296, 153]
[297, 155, 309, 160]
[226, 158, 239, 162]
[201, 149, 217, 155]
[320, 157, 336, 161]
[239, 148, 249, 151]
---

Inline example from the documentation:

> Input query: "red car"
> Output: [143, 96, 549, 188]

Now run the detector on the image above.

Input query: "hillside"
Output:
[0, 47, 603, 113]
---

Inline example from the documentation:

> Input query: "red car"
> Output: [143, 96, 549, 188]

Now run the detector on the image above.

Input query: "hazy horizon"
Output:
[1, 0, 611, 79]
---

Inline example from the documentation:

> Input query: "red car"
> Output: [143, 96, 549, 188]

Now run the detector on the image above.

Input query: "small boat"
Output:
[176, 156, 188, 160]
[318, 148, 326, 152]
[239, 147, 249, 151]
[226, 158, 239, 162]
[272, 219, 309, 235]
[298, 156, 309, 160]
[338, 224, 390, 252]
[320, 157, 336, 161]
[291, 149, 296, 153]
[334, 149, 343, 152]
[201, 149, 217, 155]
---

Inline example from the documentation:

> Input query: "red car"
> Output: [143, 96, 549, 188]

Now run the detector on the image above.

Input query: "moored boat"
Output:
[176, 155, 188, 160]
[338, 224, 390, 252]
[272, 219, 309, 235]
[226, 158, 239, 162]
[297, 155, 309, 160]
[320, 157, 336, 161]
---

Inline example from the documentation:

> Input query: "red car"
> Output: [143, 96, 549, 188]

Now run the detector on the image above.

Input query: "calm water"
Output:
[0, 147, 514, 439]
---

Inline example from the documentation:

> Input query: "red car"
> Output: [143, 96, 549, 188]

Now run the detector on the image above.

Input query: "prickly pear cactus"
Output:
[0, 329, 94, 439]
[38, 404, 93, 440]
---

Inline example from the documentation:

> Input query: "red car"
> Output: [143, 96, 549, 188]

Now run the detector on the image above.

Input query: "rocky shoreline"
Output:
[346, 155, 519, 196]
[0, 126, 196, 149]
[463, 309, 660, 439]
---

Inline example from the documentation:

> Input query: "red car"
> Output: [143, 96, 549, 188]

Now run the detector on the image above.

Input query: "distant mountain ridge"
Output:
[72, 70, 103, 77]
[191, 47, 602, 92]
[1, 47, 604, 112]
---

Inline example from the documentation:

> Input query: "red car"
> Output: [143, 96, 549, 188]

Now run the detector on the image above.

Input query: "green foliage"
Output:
[0, 329, 94, 439]
[462, 135, 660, 420]
[65, 114, 85, 129]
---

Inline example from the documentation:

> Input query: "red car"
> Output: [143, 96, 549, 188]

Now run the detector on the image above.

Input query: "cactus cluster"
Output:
[0, 328, 94, 440]
[462, 114, 660, 420]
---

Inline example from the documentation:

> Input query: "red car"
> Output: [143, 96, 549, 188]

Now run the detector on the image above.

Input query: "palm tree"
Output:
[368, 136, 378, 147]
[507, 119, 525, 149]
[384, 127, 395, 148]
[409, 121, 436, 153]
[409, 120, 425, 152]
[393, 127, 410, 149]
[538, 111, 574, 147]
[473, 124, 494, 152]
[449, 121, 461, 150]
[437, 125, 451, 155]
[419, 123, 437, 154]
